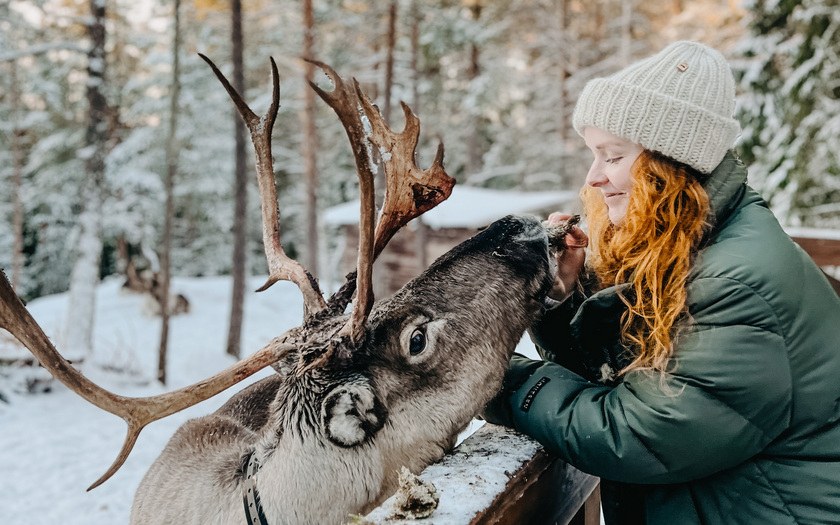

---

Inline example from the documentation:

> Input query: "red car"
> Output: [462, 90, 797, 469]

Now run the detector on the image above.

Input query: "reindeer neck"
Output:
[253, 417, 384, 524]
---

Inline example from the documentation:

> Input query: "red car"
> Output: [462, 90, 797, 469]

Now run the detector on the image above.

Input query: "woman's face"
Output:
[583, 127, 644, 224]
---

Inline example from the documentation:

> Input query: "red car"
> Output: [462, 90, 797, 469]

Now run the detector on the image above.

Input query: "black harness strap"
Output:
[242, 450, 270, 525]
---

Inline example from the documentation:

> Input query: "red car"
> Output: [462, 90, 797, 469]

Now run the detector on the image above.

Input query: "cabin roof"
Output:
[323, 186, 577, 229]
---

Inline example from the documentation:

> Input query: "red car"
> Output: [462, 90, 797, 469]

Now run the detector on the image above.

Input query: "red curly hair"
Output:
[582, 150, 711, 375]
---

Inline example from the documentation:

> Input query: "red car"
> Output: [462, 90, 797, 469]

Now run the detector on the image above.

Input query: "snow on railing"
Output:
[364, 424, 599, 524]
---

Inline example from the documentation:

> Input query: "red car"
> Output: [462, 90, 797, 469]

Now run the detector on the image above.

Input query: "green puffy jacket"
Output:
[485, 152, 840, 524]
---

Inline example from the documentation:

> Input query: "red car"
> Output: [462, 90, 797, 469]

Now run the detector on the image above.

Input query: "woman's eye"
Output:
[409, 328, 426, 355]
[605, 156, 623, 164]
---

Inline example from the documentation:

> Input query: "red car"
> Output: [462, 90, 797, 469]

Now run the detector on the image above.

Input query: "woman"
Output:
[484, 41, 840, 524]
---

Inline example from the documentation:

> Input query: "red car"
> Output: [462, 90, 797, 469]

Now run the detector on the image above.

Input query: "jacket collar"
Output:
[701, 150, 748, 239]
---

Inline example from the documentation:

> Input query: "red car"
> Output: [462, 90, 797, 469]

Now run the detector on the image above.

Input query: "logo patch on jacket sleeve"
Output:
[520, 377, 551, 412]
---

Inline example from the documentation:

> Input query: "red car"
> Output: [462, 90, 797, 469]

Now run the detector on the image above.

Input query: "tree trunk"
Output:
[10, 60, 24, 292]
[557, 0, 568, 144]
[383, 0, 397, 126]
[226, 0, 247, 359]
[63, 0, 107, 358]
[409, 1, 428, 270]
[410, 1, 420, 115]
[593, 1, 604, 42]
[556, 0, 573, 187]
[373, 0, 399, 297]
[302, 0, 319, 280]
[620, 0, 633, 66]
[158, 0, 182, 384]
[466, 0, 482, 179]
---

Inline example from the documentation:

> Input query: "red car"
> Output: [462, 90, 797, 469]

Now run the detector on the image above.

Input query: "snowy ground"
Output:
[0, 275, 539, 525]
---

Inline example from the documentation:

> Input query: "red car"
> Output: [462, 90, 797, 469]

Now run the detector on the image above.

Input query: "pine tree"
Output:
[63, 0, 109, 357]
[735, 0, 840, 227]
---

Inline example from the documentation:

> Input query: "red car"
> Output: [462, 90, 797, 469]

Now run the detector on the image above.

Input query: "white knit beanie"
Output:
[572, 41, 740, 174]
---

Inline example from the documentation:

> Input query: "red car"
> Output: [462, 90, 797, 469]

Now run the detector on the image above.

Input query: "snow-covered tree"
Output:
[3, 0, 753, 308]
[3, 1, 89, 300]
[734, 0, 840, 227]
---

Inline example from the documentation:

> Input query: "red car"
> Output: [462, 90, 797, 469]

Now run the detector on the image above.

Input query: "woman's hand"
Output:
[547, 212, 588, 302]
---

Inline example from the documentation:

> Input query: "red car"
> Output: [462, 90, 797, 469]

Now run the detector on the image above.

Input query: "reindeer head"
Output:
[361, 215, 552, 447]
[268, 214, 553, 454]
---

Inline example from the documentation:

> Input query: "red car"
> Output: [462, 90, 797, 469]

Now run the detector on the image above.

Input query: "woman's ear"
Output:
[321, 381, 387, 447]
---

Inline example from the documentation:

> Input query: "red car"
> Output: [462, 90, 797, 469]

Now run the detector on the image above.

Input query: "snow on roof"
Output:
[322, 185, 577, 229]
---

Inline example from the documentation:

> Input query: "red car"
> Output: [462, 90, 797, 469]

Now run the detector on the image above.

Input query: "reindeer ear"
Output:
[321, 381, 387, 447]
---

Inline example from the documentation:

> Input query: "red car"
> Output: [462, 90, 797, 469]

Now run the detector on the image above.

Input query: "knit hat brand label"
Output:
[520, 377, 551, 412]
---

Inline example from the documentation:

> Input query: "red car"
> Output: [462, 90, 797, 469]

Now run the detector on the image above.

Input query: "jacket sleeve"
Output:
[528, 289, 590, 377]
[485, 287, 592, 427]
[482, 353, 543, 427]
[500, 278, 793, 485]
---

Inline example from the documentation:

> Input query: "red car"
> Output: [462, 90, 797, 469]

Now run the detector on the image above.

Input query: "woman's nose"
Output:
[585, 161, 607, 187]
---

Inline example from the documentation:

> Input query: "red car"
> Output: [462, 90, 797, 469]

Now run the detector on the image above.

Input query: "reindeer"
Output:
[0, 56, 575, 525]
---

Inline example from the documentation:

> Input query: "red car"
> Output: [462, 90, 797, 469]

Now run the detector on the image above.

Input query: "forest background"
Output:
[1, 0, 838, 369]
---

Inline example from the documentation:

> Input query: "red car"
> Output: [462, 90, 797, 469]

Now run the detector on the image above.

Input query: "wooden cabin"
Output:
[323, 186, 579, 296]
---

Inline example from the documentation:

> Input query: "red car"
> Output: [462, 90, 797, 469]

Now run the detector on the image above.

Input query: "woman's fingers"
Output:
[547, 212, 572, 226]
[565, 227, 589, 249]
[545, 212, 589, 249]
[542, 213, 589, 302]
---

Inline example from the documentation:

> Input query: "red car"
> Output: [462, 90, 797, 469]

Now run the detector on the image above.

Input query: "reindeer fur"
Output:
[131, 215, 554, 525]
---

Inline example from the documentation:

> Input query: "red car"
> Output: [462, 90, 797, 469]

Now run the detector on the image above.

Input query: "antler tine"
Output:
[305, 59, 454, 349]
[198, 53, 260, 126]
[0, 271, 296, 489]
[303, 59, 351, 108]
[199, 53, 327, 317]
[356, 95, 455, 259]
[306, 59, 376, 345]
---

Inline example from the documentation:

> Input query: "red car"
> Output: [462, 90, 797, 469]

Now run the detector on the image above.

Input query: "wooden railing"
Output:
[787, 227, 840, 295]
[365, 424, 600, 524]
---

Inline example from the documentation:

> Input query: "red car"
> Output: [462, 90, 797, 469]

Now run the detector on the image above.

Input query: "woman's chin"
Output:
[607, 206, 628, 225]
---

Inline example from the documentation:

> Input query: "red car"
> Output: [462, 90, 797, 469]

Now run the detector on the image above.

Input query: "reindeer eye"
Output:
[409, 328, 426, 355]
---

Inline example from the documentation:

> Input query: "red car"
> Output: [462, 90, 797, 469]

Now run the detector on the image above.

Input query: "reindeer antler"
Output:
[306, 60, 454, 346]
[199, 54, 327, 317]
[1, 56, 457, 489]
[358, 99, 454, 259]
[304, 60, 377, 344]
[0, 55, 334, 489]
[0, 271, 297, 490]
